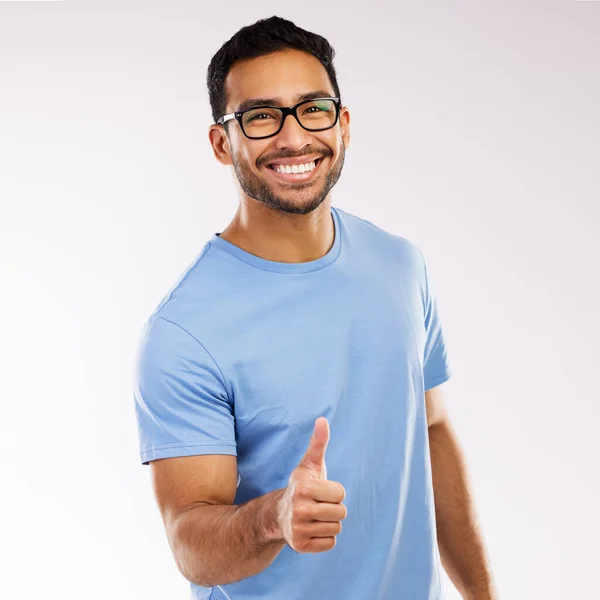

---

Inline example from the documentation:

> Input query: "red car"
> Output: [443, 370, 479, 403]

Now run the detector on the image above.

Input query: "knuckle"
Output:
[294, 503, 310, 519]
[295, 484, 312, 498]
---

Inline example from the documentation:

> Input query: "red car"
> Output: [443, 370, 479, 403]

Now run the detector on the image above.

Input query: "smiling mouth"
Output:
[265, 157, 324, 182]
[268, 157, 321, 171]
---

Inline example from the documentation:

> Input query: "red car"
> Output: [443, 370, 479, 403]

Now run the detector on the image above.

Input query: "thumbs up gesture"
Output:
[276, 417, 347, 553]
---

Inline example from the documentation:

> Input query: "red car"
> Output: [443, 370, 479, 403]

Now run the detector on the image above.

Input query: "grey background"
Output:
[0, 1, 598, 598]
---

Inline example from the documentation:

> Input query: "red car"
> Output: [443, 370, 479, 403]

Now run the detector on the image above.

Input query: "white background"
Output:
[1, 1, 598, 598]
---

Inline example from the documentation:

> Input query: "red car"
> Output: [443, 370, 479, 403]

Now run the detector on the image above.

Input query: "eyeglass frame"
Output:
[216, 96, 342, 140]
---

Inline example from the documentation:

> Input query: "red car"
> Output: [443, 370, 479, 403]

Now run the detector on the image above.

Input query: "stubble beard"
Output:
[232, 144, 345, 216]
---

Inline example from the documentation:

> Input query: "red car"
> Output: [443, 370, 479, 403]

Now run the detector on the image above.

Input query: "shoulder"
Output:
[334, 206, 426, 272]
[141, 240, 233, 334]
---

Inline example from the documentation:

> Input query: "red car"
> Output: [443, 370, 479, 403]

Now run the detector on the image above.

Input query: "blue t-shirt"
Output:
[133, 205, 452, 600]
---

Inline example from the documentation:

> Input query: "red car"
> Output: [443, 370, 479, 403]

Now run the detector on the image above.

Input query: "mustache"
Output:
[259, 149, 332, 166]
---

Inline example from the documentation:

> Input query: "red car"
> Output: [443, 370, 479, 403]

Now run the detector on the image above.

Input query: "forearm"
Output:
[428, 421, 498, 600]
[169, 487, 287, 587]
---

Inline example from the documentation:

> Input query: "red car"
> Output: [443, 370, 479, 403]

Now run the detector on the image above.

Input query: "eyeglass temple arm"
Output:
[217, 113, 236, 125]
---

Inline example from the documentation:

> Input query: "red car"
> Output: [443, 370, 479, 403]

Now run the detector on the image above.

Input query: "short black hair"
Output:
[206, 16, 342, 124]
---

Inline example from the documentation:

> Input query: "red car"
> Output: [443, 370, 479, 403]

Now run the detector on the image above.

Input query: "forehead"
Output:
[224, 48, 335, 112]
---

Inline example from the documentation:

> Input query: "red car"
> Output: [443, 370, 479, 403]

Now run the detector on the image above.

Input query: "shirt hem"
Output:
[141, 442, 237, 465]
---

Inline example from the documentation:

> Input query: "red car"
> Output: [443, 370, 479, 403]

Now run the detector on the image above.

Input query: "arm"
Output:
[425, 385, 499, 600]
[135, 319, 291, 586]
[151, 454, 287, 588]
[170, 488, 288, 587]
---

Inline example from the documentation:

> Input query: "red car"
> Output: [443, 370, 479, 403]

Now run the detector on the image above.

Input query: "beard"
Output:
[230, 142, 345, 215]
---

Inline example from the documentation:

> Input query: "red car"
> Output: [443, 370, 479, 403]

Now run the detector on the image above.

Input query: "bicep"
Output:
[150, 453, 238, 530]
[425, 383, 448, 428]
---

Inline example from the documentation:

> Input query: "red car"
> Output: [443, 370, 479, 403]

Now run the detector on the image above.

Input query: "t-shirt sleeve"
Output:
[133, 315, 237, 465]
[419, 250, 452, 391]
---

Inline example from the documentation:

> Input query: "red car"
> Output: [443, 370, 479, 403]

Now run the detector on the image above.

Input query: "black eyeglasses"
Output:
[216, 97, 341, 140]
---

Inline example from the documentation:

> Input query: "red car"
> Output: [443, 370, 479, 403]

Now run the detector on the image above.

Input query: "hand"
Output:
[276, 417, 347, 553]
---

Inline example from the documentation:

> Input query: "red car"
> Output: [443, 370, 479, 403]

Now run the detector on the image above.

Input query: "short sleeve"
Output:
[133, 315, 237, 465]
[420, 251, 452, 391]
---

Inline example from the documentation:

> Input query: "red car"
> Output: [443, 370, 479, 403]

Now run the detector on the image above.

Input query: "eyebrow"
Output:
[236, 90, 334, 112]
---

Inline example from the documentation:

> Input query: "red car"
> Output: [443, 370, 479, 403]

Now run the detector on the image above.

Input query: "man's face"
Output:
[210, 48, 350, 215]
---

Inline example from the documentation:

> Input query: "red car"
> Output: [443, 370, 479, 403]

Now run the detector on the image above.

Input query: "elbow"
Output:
[169, 516, 212, 588]
[173, 556, 212, 588]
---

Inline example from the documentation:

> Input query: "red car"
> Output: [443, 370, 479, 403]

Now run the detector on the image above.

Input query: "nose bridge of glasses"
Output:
[268, 107, 310, 137]
[275, 105, 312, 137]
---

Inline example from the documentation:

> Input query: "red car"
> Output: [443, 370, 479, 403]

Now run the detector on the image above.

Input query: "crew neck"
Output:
[209, 205, 342, 274]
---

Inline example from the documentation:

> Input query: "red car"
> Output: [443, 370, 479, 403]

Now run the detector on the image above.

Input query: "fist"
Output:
[277, 417, 347, 553]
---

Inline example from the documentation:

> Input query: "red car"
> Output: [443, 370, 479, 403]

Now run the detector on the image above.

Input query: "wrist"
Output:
[261, 488, 285, 543]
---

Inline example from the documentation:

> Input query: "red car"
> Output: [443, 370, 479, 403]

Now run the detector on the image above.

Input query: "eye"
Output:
[247, 112, 274, 122]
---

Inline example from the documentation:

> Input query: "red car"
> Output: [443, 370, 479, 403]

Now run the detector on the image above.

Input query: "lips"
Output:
[265, 156, 324, 183]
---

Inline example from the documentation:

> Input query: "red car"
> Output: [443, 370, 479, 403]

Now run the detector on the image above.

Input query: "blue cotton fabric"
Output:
[133, 205, 452, 600]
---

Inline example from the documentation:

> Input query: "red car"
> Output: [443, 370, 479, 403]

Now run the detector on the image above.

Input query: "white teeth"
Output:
[272, 160, 316, 174]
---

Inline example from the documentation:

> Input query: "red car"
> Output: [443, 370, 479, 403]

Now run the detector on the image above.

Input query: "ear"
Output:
[339, 105, 351, 149]
[208, 124, 233, 166]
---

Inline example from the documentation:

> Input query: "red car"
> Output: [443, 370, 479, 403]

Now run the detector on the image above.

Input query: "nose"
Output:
[273, 112, 314, 149]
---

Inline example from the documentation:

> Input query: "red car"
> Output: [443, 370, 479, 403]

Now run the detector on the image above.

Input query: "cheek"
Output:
[249, 146, 272, 170]
[320, 133, 340, 158]
[233, 148, 259, 171]
[230, 132, 261, 163]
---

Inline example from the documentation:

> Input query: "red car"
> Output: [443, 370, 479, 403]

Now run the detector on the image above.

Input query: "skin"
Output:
[426, 386, 499, 599]
[208, 48, 350, 264]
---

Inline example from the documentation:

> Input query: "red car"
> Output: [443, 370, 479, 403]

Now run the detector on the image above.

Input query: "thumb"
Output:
[297, 417, 330, 479]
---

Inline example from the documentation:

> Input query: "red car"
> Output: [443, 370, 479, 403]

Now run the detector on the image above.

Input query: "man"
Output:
[133, 15, 498, 600]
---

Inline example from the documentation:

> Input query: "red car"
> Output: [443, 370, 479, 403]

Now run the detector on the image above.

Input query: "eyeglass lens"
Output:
[241, 99, 337, 138]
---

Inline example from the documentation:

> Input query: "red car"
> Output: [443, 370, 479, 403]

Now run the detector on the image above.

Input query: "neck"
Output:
[218, 200, 335, 264]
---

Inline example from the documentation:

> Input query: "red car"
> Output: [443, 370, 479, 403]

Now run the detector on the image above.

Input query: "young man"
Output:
[133, 15, 498, 600]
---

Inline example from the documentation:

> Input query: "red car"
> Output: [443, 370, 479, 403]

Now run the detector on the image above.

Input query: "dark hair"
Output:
[206, 15, 342, 124]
